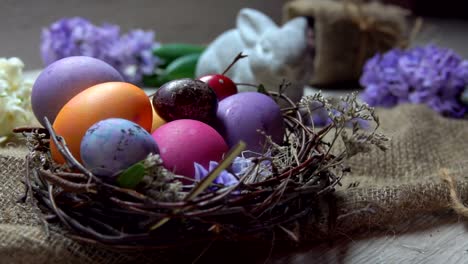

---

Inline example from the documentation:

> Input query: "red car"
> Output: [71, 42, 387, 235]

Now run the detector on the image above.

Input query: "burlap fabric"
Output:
[283, 0, 411, 87]
[1, 104, 467, 263]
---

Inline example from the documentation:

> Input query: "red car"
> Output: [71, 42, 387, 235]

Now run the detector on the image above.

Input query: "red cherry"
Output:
[198, 74, 238, 100]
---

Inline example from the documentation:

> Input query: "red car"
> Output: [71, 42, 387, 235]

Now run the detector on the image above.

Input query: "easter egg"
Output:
[31, 56, 123, 126]
[51, 82, 152, 164]
[80, 118, 159, 177]
[216, 92, 285, 154]
[150, 99, 166, 132]
[152, 78, 218, 123]
[152, 119, 228, 178]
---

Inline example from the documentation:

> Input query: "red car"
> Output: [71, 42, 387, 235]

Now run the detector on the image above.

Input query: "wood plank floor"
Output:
[270, 213, 468, 264]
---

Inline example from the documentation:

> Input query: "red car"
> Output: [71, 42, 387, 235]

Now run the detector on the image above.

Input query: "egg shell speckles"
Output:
[80, 118, 159, 177]
[151, 119, 228, 178]
[31, 56, 123, 126]
[216, 92, 285, 154]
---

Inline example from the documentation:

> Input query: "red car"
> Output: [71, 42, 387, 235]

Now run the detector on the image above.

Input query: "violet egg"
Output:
[31, 56, 123, 126]
[216, 92, 285, 154]
[152, 119, 228, 178]
[80, 118, 159, 178]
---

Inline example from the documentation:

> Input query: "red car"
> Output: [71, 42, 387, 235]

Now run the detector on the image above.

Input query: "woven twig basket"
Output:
[15, 90, 378, 250]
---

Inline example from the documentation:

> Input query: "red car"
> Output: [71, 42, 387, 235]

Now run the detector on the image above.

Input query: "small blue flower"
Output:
[193, 161, 238, 187]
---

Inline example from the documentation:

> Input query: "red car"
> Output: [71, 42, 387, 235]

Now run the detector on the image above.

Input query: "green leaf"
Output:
[257, 84, 268, 95]
[142, 74, 171, 87]
[142, 74, 159, 87]
[164, 53, 202, 80]
[144, 52, 202, 87]
[153, 43, 205, 65]
[116, 162, 146, 189]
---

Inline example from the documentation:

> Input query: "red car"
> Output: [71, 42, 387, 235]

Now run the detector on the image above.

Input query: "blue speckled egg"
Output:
[80, 118, 159, 177]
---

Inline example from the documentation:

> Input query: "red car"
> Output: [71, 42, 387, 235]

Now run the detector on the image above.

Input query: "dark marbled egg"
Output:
[152, 78, 218, 123]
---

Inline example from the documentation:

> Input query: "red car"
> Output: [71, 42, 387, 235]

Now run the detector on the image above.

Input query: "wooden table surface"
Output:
[272, 213, 468, 264]
[162, 212, 468, 263]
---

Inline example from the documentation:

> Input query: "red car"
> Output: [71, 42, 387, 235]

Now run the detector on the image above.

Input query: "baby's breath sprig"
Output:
[139, 153, 183, 201]
[265, 90, 388, 186]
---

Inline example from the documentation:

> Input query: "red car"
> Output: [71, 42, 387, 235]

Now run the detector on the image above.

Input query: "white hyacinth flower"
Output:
[0, 57, 35, 143]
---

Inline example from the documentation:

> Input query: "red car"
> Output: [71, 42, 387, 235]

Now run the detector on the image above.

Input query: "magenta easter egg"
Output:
[152, 119, 228, 178]
[31, 56, 123, 126]
[216, 92, 285, 154]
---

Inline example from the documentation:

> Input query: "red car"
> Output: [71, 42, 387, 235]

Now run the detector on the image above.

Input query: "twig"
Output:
[222, 52, 247, 75]
[43, 117, 95, 182]
[18, 155, 32, 203]
[39, 169, 97, 193]
[191, 239, 216, 264]
[13, 126, 48, 136]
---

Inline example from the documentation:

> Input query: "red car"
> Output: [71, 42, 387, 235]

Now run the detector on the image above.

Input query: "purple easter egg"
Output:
[31, 56, 123, 126]
[216, 92, 285, 154]
[80, 118, 159, 177]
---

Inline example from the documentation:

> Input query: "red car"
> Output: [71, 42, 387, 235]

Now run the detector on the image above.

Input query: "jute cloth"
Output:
[1, 104, 467, 263]
[283, 0, 411, 87]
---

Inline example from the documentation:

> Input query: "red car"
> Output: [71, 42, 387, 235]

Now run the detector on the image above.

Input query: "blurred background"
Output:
[0, 0, 283, 70]
[0, 0, 467, 70]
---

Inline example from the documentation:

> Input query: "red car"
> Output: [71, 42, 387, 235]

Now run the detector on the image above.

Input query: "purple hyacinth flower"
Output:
[104, 29, 159, 84]
[360, 44, 468, 118]
[40, 17, 159, 85]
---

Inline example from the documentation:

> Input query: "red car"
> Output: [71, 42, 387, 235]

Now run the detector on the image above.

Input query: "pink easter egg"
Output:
[151, 119, 228, 178]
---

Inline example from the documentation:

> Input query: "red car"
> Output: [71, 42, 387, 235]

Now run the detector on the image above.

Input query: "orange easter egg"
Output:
[51, 82, 153, 164]
[150, 100, 167, 132]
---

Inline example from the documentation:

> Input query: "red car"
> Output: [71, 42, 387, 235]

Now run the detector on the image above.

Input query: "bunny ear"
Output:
[237, 8, 277, 47]
[283, 16, 307, 32]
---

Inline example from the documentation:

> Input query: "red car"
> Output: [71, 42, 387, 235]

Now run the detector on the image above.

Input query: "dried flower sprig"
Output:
[265, 90, 388, 186]
[140, 153, 183, 202]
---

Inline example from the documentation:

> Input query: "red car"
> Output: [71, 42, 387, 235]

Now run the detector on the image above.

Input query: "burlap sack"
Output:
[1, 104, 467, 263]
[283, 0, 411, 87]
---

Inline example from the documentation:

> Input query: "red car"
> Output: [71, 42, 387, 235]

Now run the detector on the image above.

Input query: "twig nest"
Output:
[16, 86, 388, 249]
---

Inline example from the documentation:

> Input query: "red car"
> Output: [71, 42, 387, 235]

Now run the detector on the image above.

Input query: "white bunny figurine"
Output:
[195, 8, 313, 102]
